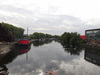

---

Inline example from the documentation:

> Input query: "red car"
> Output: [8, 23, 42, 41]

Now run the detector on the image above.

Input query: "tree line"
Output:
[60, 32, 82, 48]
[29, 32, 84, 47]
[29, 32, 54, 39]
[0, 22, 24, 42]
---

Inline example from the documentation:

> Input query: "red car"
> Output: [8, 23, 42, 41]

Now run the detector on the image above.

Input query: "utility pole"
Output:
[27, 27, 28, 36]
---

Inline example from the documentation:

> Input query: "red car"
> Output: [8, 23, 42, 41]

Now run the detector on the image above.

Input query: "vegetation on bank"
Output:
[29, 32, 54, 39]
[0, 22, 24, 42]
[29, 32, 83, 48]
[60, 32, 83, 48]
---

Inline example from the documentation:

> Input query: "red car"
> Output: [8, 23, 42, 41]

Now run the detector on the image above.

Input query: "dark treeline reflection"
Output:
[0, 44, 31, 74]
[32, 39, 53, 47]
[0, 46, 18, 75]
[33, 39, 83, 55]
[84, 47, 100, 66]
[60, 41, 83, 55]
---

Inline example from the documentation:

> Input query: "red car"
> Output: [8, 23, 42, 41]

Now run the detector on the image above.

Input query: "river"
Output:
[0, 40, 100, 75]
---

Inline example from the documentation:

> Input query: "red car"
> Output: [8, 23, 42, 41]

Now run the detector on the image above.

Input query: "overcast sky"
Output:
[0, 0, 100, 35]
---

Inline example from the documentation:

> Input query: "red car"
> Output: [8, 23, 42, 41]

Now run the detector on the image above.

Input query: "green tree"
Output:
[60, 32, 81, 47]
[61, 32, 71, 45]
[1, 22, 24, 39]
[29, 32, 53, 39]
[70, 37, 76, 47]
[0, 23, 15, 42]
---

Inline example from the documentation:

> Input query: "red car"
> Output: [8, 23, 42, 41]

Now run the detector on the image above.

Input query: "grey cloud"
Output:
[0, 12, 86, 35]
[30, 14, 86, 34]
[0, 4, 97, 35]
[0, 4, 34, 15]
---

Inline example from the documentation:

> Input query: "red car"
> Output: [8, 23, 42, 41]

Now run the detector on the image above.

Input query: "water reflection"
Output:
[84, 48, 100, 66]
[32, 39, 53, 47]
[0, 63, 9, 75]
[6, 41, 82, 75]
[0, 46, 18, 75]
[1, 41, 100, 75]
[15, 45, 31, 55]
[0, 44, 31, 75]
[0, 47, 18, 64]
[60, 42, 83, 55]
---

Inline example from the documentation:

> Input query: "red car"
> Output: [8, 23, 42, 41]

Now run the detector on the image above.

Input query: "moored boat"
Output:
[18, 27, 31, 46]
[18, 39, 30, 45]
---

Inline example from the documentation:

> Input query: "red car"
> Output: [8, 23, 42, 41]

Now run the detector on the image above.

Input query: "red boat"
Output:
[18, 39, 30, 45]
[18, 27, 31, 45]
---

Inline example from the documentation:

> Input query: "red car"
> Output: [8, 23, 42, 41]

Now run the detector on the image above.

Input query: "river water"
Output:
[1, 40, 100, 75]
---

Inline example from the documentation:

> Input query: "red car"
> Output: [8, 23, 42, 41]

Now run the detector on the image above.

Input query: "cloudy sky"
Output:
[0, 0, 100, 35]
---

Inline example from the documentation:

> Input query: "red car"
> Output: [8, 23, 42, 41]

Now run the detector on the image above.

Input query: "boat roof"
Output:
[19, 39, 29, 40]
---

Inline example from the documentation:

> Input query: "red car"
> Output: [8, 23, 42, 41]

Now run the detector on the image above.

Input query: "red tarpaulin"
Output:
[80, 35, 86, 40]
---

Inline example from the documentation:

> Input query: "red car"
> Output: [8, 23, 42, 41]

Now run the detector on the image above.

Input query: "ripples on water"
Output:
[0, 40, 100, 75]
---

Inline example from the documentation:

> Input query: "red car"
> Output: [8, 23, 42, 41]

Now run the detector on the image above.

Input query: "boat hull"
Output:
[18, 39, 30, 46]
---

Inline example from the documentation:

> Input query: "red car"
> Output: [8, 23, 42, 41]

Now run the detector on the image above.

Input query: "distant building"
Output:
[85, 28, 100, 44]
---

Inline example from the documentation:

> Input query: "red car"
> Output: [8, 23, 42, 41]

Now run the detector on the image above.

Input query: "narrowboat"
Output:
[18, 27, 31, 45]
[18, 38, 30, 45]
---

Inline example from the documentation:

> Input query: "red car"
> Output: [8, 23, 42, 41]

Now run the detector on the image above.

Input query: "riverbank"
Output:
[0, 40, 34, 55]
[0, 45, 11, 55]
[0, 42, 16, 56]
